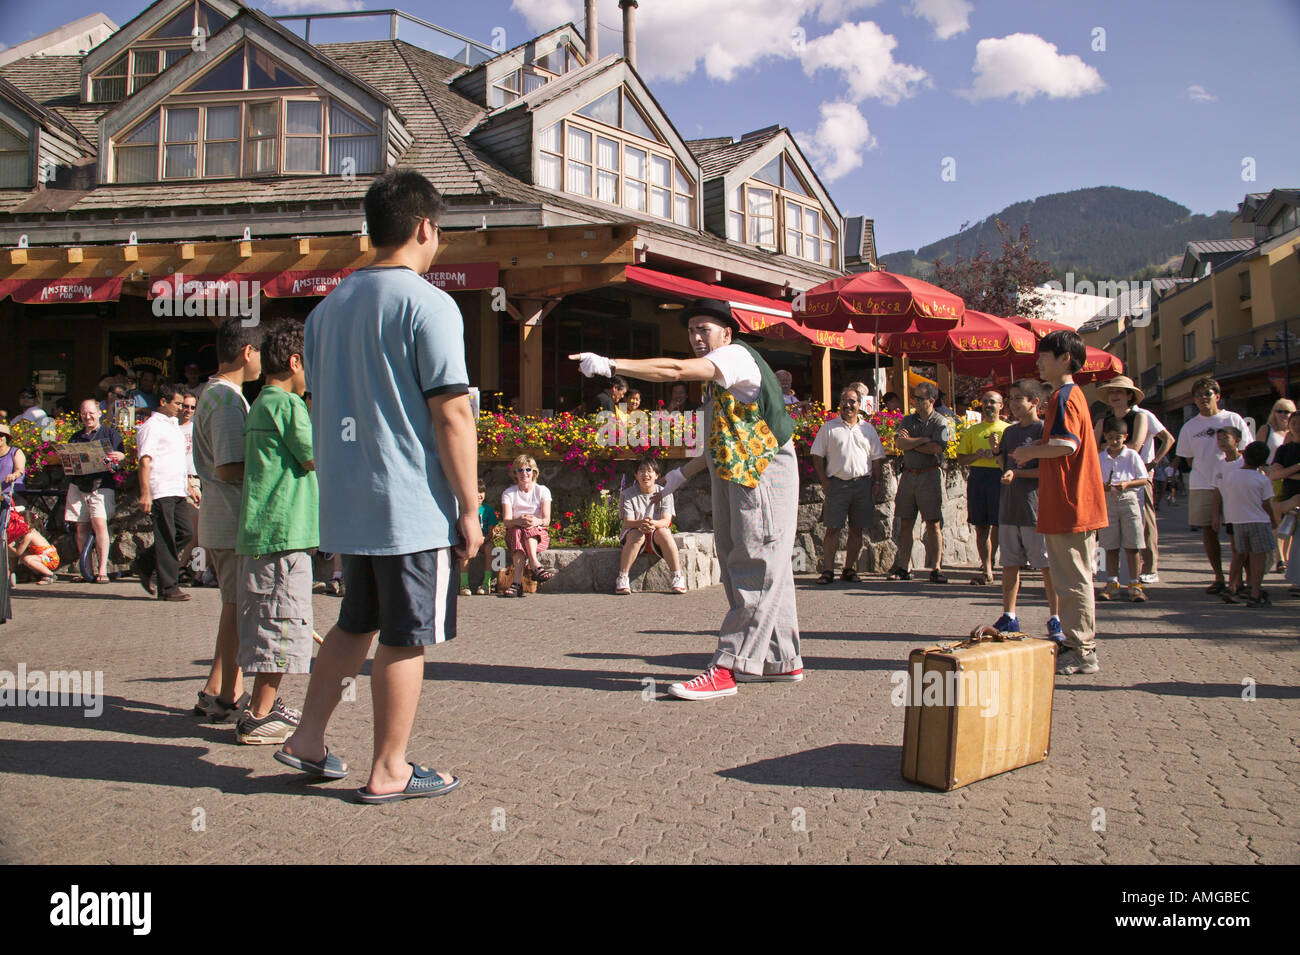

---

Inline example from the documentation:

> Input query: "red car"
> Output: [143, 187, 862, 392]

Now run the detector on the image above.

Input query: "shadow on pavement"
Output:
[1057, 681, 1300, 699]
[418, 660, 647, 692]
[0, 738, 346, 797]
[718, 743, 916, 791]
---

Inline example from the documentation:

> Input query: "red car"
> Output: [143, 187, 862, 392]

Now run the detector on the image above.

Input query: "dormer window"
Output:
[112, 94, 379, 182]
[0, 121, 31, 188]
[535, 87, 695, 225]
[88, 2, 230, 102]
[726, 152, 837, 266]
[533, 44, 580, 76]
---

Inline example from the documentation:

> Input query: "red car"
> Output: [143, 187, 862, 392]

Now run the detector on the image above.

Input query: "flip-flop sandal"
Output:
[274, 746, 349, 779]
[356, 763, 460, 804]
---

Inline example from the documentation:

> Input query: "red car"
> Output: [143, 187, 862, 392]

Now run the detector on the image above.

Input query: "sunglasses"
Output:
[183, 404, 197, 410]
[516, 467, 536, 474]
[1193, 391, 1216, 399]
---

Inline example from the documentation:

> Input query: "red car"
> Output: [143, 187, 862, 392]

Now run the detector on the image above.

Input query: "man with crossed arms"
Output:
[812, 386, 886, 583]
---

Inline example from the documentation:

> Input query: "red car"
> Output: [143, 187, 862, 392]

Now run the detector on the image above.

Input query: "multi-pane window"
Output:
[727, 153, 837, 265]
[117, 94, 379, 181]
[489, 45, 582, 108]
[89, 1, 229, 101]
[0, 122, 31, 188]
[537, 88, 695, 227]
[115, 114, 160, 182]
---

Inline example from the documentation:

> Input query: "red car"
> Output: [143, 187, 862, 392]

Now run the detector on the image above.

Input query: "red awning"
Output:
[624, 265, 872, 352]
[0, 275, 124, 304]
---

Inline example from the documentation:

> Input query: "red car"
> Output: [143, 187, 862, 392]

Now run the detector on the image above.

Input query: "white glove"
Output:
[656, 468, 687, 501]
[573, 352, 614, 379]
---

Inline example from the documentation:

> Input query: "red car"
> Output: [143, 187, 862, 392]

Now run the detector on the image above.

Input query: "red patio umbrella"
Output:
[983, 346, 1124, 388]
[878, 310, 1036, 364]
[796, 271, 964, 333]
[1006, 314, 1074, 339]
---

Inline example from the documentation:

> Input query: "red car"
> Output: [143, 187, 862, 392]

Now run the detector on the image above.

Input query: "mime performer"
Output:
[571, 298, 803, 700]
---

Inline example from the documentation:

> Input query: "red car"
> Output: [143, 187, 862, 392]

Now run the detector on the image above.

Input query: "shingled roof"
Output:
[691, 126, 782, 180]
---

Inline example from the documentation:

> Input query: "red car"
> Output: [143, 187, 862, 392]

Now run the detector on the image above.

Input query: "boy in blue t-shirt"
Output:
[460, 478, 499, 595]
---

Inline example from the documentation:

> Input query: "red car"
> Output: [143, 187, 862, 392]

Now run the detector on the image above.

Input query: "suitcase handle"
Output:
[938, 625, 1029, 652]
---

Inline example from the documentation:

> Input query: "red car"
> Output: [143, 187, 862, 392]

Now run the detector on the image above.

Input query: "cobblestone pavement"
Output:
[1, 505, 1297, 865]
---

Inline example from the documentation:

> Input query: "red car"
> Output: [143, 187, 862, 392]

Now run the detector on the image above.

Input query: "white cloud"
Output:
[905, 0, 972, 40]
[963, 33, 1105, 103]
[815, 0, 883, 24]
[802, 21, 929, 105]
[1187, 84, 1217, 103]
[797, 101, 876, 181]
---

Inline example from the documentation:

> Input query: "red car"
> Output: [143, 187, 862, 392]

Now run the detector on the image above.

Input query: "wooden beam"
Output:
[891, 355, 909, 414]
[66, 247, 82, 264]
[122, 245, 138, 262]
[937, 363, 953, 408]
[811, 345, 832, 410]
[296, 238, 311, 255]
[9, 249, 26, 265]
[238, 240, 253, 258]
[179, 244, 194, 260]
[517, 300, 548, 414]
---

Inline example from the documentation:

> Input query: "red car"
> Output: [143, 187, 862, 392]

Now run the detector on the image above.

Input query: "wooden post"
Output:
[811, 345, 831, 409]
[478, 293, 499, 391]
[507, 297, 559, 415]
[891, 355, 909, 414]
[937, 363, 954, 409]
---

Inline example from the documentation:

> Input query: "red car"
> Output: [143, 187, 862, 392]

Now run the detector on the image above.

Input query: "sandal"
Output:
[971, 571, 994, 586]
[817, 570, 835, 585]
[886, 567, 911, 581]
[1205, 581, 1228, 595]
[929, 570, 950, 584]
[840, 568, 860, 583]
[356, 763, 460, 804]
[94, 575, 110, 584]
[36, 576, 56, 586]
[273, 746, 349, 780]
[502, 583, 525, 598]
[531, 567, 555, 583]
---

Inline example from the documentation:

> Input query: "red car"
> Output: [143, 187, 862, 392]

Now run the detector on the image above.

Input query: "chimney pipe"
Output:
[585, 0, 597, 60]
[619, 0, 638, 70]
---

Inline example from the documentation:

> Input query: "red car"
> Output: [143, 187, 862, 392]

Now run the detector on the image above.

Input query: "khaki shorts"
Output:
[1188, 489, 1220, 529]
[64, 485, 115, 522]
[206, 547, 239, 604]
[999, 524, 1050, 569]
[895, 468, 944, 525]
[1100, 491, 1143, 550]
[237, 551, 314, 674]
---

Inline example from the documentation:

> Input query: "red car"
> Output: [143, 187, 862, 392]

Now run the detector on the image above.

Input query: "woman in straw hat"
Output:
[1094, 375, 1173, 583]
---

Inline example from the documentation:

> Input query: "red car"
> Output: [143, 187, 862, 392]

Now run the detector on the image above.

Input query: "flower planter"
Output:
[483, 533, 720, 593]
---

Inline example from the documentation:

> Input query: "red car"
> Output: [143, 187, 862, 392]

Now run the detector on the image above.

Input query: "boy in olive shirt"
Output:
[234, 321, 317, 745]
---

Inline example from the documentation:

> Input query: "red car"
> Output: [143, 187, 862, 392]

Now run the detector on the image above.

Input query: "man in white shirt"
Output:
[811, 386, 886, 583]
[1174, 377, 1250, 593]
[135, 382, 197, 601]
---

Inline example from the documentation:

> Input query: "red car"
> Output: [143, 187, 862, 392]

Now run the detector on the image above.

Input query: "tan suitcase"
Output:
[901, 626, 1056, 791]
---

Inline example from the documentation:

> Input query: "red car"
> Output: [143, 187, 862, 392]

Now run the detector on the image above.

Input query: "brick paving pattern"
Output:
[1, 506, 1297, 864]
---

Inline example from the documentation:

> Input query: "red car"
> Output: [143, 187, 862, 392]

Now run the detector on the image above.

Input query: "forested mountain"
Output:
[880, 187, 1235, 282]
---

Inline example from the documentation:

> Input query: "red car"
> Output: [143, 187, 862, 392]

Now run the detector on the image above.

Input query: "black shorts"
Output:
[338, 548, 457, 647]
[967, 467, 1002, 526]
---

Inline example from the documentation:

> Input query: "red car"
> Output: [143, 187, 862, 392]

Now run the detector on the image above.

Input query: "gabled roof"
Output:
[82, 0, 244, 78]
[450, 22, 587, 82]
[1252, 188, 1300, 229]
[843, 216, 876, 265]
[0, 75, 94, 152]
[98, 8, 400, 148]
[0, 12, 117, 67]
[685, 136, 733, 156]
[1179, 237, 1256, 277]
[691, 126, 781, 179]
[0, 55, 104, 144]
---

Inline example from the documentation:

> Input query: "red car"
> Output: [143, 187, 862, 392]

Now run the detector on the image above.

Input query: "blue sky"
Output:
[4, 0, 1299, 254]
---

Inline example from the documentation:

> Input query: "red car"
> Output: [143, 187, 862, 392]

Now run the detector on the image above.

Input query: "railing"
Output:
[1212, 317, 1300, 380]
[275, 8, 497, 65]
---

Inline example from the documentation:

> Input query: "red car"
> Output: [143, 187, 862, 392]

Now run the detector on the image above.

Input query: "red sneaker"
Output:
[668, 665, 737, 701]
[734, 668, 804, 683]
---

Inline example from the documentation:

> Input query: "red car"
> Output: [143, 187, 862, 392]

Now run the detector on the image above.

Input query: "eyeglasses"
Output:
[182, 404, 197, 411]
[516, 467, 536, 474]
[1193, 391, 1216, 398]
[911, 394, 931, 401]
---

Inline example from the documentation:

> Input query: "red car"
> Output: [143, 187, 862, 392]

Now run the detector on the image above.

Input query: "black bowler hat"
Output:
[680, 298, 741, 335]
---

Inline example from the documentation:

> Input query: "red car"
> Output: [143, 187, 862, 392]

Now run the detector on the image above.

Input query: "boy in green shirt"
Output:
[234, 320, 318, 745]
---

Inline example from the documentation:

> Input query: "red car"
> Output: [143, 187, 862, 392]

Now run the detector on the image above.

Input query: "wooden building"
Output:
[0, 0, 881, 415]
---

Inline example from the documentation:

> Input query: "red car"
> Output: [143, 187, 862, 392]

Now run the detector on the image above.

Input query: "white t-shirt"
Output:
[14, 407, 49, 425]
[809, 416, 886, 480]
[704, 344, 761, 404]
[134, 413, 189, 498]
[1099, 446, 1148, 486]
[1176, 410, 1250, 491]
[1217, 465, 1273, 525]
[1137, 407, 1168, 464]
[502, 483, 551, 519]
